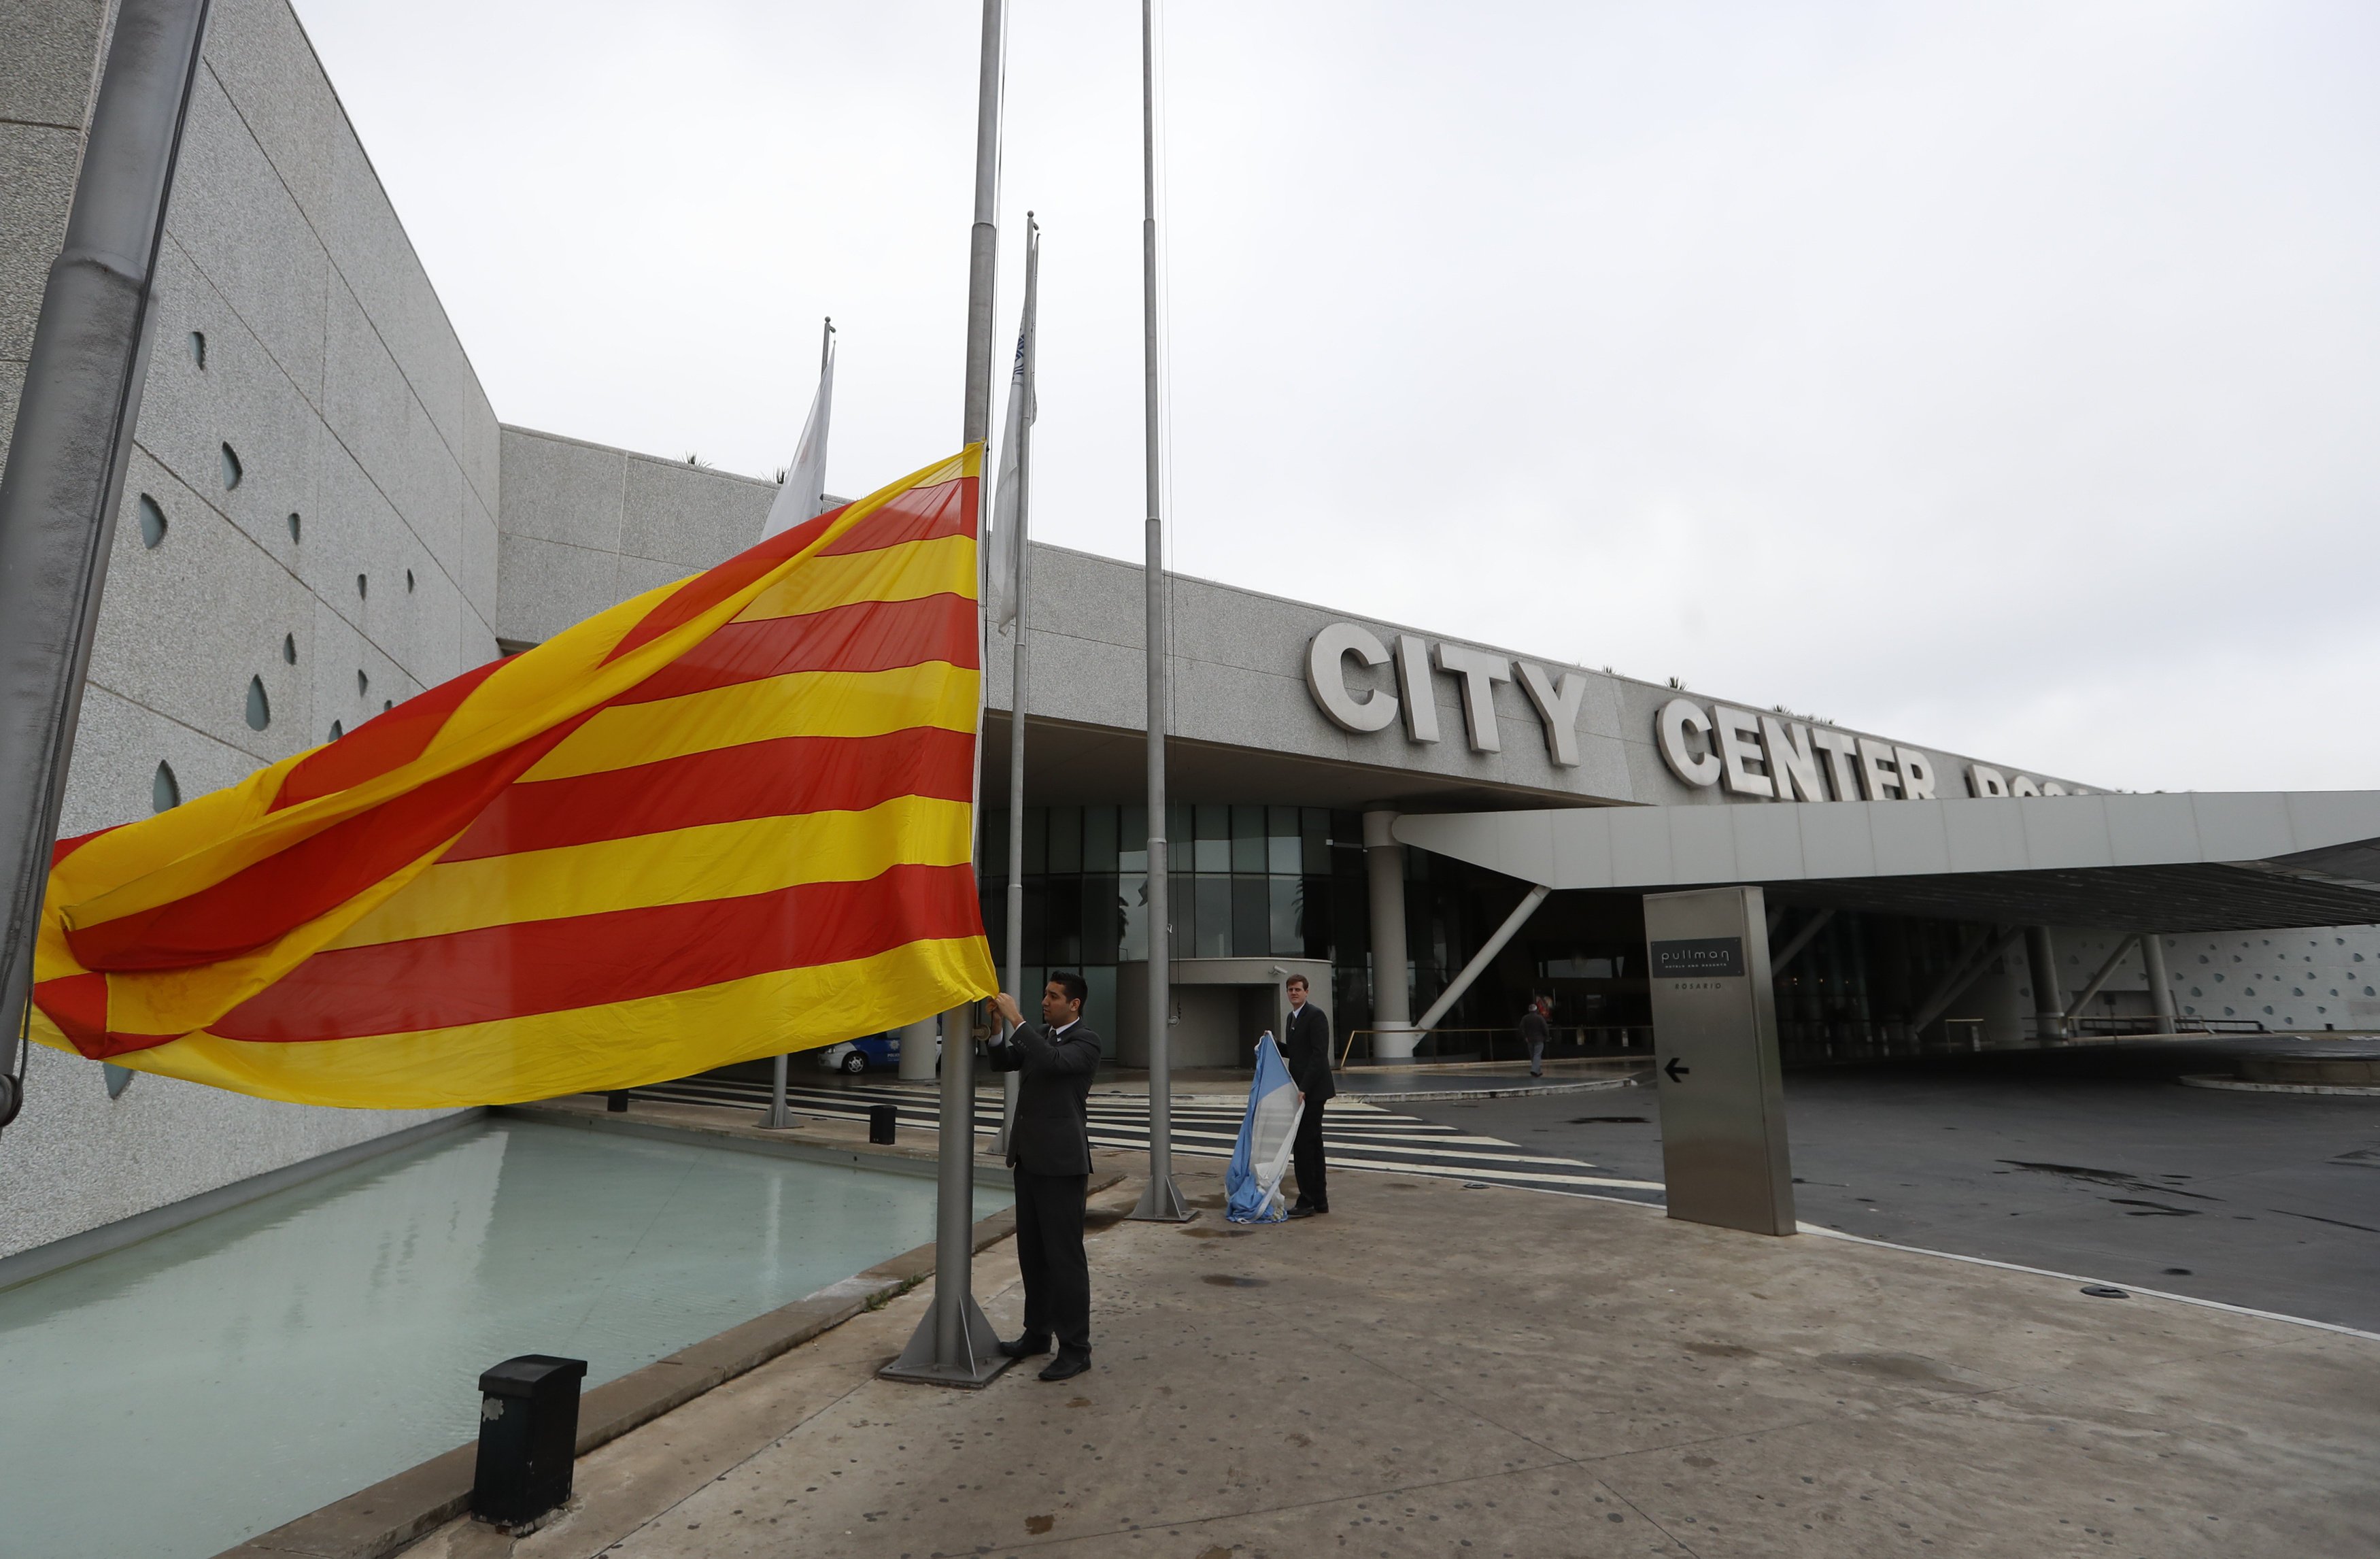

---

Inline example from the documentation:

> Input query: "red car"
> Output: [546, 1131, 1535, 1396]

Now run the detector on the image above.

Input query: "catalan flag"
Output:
[24, 448, 998, 1108]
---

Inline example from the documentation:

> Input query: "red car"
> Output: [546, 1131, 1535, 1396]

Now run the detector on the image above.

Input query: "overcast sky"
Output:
[292, 0, 2379, 794]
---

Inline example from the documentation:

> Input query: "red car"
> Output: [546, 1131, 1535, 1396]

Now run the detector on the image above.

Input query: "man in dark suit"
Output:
[986, 971, 1102, 1381]
[1279, 973, 1336, 1218]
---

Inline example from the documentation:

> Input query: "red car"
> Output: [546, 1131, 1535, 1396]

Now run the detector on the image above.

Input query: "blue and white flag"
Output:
[1227, 1033, 1305, 1224]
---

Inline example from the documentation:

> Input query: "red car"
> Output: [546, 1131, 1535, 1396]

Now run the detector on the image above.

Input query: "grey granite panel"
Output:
[458, 492, 500, 626]
[85, 449, 313, 767]
[322, 272, 448, 556]
[0, 0, 104, 129]
[498, 533, 624, 646]
[56, 683, 258, 841]
[198, 0, 342, 215]
[1027, 545, 1144, 649]
[146, 248, 322, 563]
[459, 364, 500, 512]
[621, 454, 774, 569]
[1025, 629, 1149, 733]
[309, 426, 398, 639]
[0, 121, 83, 364]
[166, 69, 329, 403]
[1172, 656, 1344, 756]
[615, 551, 696, 605]
[498, 425, 627, 551]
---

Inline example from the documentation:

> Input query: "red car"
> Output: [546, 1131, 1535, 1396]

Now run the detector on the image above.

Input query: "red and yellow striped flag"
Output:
[26, 448, 998, 1107]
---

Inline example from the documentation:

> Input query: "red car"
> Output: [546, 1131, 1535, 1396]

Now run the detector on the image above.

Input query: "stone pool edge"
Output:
[218, 1113, 1112, 1559]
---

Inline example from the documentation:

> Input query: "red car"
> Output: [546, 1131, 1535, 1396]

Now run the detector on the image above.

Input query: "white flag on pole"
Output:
[987, 333, 1032, 628]
[763, 320, 836, 539]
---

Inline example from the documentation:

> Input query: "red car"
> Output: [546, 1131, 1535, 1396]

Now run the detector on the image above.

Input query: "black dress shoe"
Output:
[1285, 1205, 1318, 1220]
[1037, 1350, 1091, 1382]
[998, 1333, 1051, 1358]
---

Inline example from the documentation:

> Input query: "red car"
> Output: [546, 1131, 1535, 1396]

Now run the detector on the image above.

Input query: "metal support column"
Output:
[1410, 883, 1550, 1034]
[1128, 0, 1187, 1224]
[2064, 935, 2141, 1024]
[1363, 809, 1414, 1060]
[2141, 933, 2175, 1029]
[0, 0, 214, 1137]
[882, 0, 1010, 1387]
[2024, 926, 2064, 1042]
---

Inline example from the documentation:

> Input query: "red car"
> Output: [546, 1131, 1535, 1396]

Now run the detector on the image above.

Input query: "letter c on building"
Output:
[1307, 622, 1400, 733]
[1656, 697, 1721, 787]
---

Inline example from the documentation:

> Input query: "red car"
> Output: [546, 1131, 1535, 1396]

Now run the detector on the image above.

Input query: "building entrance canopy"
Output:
[1394, 791, 2380, 933]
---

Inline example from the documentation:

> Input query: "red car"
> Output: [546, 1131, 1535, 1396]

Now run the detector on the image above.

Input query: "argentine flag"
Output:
[1227, 1033, 1306, 1224]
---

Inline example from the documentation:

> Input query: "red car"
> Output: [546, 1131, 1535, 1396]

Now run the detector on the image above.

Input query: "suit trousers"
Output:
[1291, 1095, 1329, 1211]
[1010, 1168, 1091, 1353]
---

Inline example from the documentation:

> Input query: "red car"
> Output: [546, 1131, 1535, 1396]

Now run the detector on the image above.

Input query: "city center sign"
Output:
[1305, 622, 2080, 801]
[1305, 622, 1590, 765]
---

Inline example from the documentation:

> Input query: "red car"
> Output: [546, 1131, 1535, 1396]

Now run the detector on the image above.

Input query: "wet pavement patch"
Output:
[1202, 1275, 1271, 1288]
[2002, 1160, 2220, 1200]
[2108, 1198, 2204, 1216]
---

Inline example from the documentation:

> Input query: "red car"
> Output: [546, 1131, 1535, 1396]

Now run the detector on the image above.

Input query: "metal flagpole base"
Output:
[879, 1290, 1013, 1388]
[1127, 1173, 1191, 1222]
[757, 1052, 795, 1130]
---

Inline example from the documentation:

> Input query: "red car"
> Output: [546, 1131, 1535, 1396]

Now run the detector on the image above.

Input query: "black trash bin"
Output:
[472, 1354, 588, 1528]
[868, 1103, 898, 1144]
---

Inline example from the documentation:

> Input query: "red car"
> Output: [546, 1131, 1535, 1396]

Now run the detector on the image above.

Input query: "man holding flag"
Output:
[986, 973, 1100, 1382]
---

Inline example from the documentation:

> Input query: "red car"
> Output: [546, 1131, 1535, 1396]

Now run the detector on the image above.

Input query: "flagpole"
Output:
[760, 313, 836, 1133]
[884, 0, 1010, 1388]
[997, 217, 1039, 1159]
[1130, 0, 1189, 1223]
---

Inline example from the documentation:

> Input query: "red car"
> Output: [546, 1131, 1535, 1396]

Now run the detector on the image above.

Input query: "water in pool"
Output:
[0, 1118, 1008, 1558]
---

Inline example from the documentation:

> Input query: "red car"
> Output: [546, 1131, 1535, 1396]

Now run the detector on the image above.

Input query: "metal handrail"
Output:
[1338, 1024, 1650, 1069]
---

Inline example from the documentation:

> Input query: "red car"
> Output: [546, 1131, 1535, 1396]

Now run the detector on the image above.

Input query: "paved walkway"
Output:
[401, 1151, 2377, 1558]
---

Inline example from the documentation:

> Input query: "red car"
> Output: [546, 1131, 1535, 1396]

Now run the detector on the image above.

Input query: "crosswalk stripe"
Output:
[632, 1075, 1665, 1199]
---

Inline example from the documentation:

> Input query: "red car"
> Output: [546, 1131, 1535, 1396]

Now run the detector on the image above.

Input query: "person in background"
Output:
[985, 972, 1102, 1381]
[1520, 994, 1553, 1078]
[1279, 973, 1336, 1218]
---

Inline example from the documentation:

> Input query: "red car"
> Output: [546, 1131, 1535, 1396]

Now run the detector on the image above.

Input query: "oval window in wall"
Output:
[288, 512, 302, 542]
[189, 331, 206, 369]
[137, 494, 167, 548]
[328, 720, 345, 741]
[405, 569, 415, 592]
[282, 633, 296, 665]
[357, 669, 369, 697]
[245, 675, 270, 731]
[152, 760, 180, 813]
[220, 443, 243, 490]
[356, 573, 368, 599]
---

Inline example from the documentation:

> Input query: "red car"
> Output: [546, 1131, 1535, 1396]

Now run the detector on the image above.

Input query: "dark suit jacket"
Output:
[1280, 1001, 1336, 1102]
[985, 1019, 1101, 1175]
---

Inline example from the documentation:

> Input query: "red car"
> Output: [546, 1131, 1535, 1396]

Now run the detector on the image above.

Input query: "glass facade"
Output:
[977, 805, 1370, 1058]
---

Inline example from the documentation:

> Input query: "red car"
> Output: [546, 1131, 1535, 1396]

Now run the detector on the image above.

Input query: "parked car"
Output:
[817, 1030, 936, 1075]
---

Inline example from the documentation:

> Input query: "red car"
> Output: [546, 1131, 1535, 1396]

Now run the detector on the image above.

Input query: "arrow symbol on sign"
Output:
[1663, 1058, 1690, 1083]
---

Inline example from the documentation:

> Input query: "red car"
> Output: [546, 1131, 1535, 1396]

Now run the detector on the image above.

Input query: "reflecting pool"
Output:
[0, 1118, 1007, 1559]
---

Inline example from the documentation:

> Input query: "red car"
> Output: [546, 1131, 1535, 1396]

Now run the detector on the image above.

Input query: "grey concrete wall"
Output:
[0, 0, 492, 1262]
[495, 425, 776, 646]
[0, 0, 109, 476]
